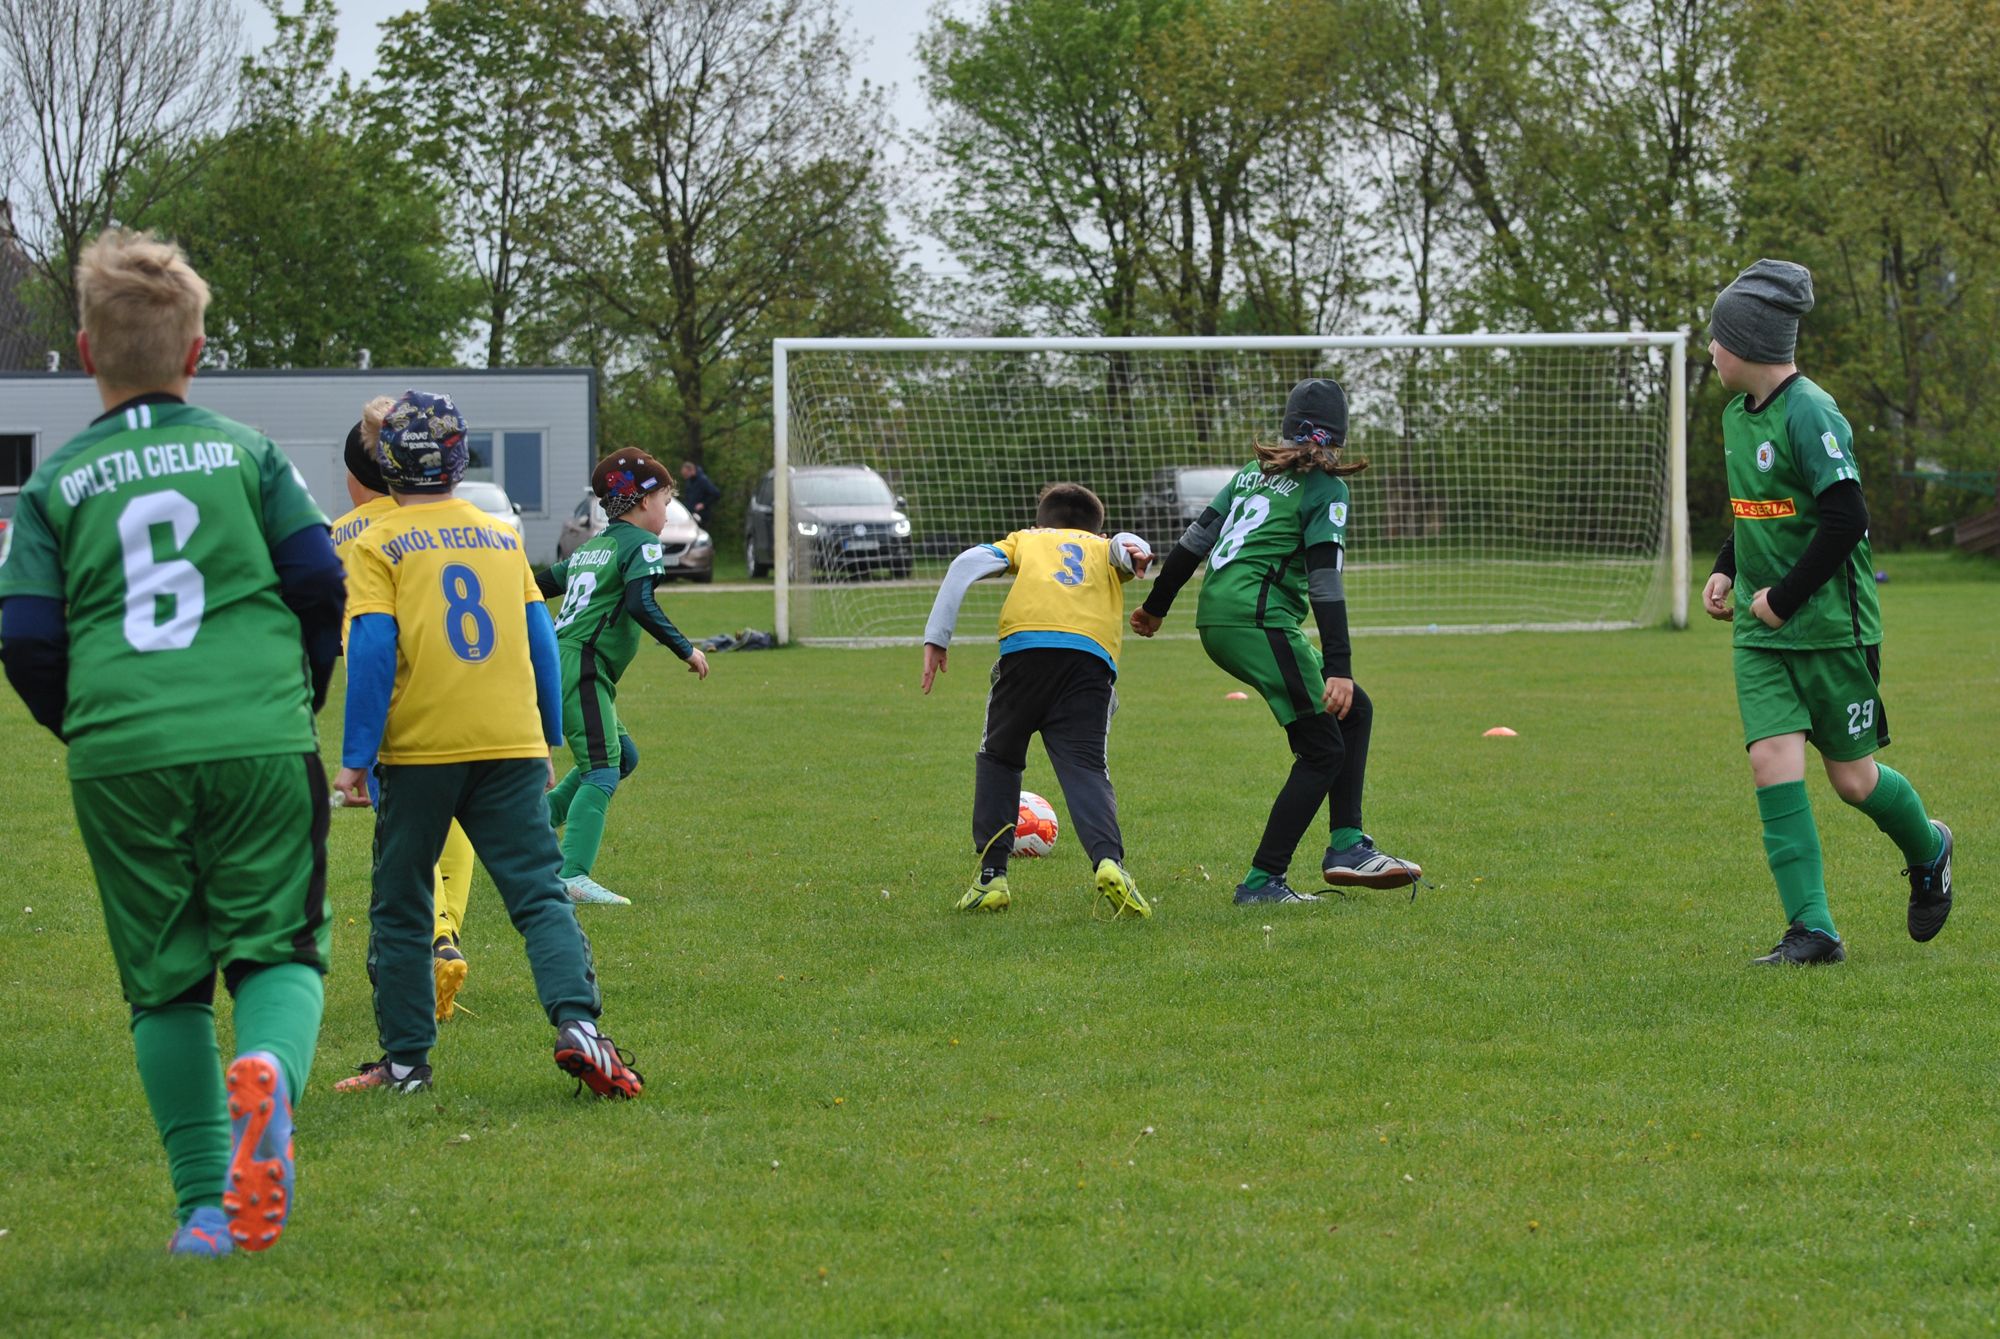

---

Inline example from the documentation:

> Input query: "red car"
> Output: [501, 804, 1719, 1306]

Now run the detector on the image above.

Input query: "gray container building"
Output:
[0, 366, 596, 563]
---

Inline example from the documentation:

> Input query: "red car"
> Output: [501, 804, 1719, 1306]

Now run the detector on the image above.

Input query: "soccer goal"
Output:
[770, 333, 1689, 645]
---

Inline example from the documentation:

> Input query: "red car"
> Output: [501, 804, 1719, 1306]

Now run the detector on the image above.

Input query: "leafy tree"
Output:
[365, 0, 591, 367]
[130, 1, 478, 368]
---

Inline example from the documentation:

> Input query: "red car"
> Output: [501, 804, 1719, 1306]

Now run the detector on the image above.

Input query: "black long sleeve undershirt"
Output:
[1306, 542, 1352, 678]
[624, 576, 693, 658]
[1142, 542, 1203, 618]
[1714, 480, 1867, 620]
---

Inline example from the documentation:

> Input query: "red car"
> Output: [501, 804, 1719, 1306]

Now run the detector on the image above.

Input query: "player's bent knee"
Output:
[582, 766, 620, 798]
[1826, 756, 1879, 805]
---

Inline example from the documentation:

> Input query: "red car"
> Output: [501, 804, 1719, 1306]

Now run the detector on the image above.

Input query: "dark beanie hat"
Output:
[1282, 378, 1348, 448]
[343, 420, 386, 494]
[592, 448, 674, 520]
[1709, 259, 1814, 364]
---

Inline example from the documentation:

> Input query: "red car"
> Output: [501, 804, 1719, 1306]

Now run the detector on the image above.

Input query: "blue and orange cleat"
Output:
[166, 1204, 234, 1258]
[223, 1051, 294, 1251]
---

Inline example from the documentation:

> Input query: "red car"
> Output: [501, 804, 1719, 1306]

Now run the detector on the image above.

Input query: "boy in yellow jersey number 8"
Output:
[332, 390, 643, 1099]
[329, 405, 476, 1019]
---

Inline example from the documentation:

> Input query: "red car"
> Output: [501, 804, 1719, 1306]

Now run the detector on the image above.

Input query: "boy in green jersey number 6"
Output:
[1134, 379, 1421, 906]
[537, 450, 710, 906]
[0, 231, 348, 1256]
[1702, 259, 1954, 965]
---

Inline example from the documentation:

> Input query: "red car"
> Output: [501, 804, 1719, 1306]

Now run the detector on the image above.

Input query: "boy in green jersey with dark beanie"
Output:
[538, 449, 709, 905]
[0, 230, 347, 1255]
[1702, 258, 1954, 966]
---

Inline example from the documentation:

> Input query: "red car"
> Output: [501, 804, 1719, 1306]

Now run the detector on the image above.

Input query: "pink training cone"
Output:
[1224, 691, 1250, 700]
[1483, 726, 1518, 737]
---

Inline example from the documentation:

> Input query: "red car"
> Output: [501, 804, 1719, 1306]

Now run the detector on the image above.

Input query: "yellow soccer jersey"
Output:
[993, 528, 1135, 668]
[331, 494, 399, 647]
[344, 497, 547, 764]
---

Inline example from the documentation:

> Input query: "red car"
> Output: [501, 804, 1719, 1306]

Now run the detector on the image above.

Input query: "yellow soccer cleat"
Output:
[1094, 858, 1151, 920]
[956, 875, 1011, 913]
[433, 940, 468, 1021]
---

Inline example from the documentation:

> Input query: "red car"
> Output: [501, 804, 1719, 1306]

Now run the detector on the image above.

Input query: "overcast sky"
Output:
[243, 1, 957, 273]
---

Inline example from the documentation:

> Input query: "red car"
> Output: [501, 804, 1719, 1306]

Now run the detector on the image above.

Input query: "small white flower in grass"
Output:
[1239, 1183, 1250, 1191]
[771, 1160, 781, 1170]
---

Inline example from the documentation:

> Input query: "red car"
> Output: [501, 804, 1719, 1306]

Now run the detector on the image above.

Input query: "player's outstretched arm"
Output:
[622, 575, 696, 660]
[1109, 531, 1153, 580]
[1136, 507, 1221, 633]
[921, 544, 1009, 673]
[0, 596, 70, 740]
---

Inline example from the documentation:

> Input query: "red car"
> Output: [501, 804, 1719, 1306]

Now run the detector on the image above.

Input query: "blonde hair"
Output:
[75, 229, 210, 390]
[1252, 437, 1368, 477]
[359, 395, 397, 452]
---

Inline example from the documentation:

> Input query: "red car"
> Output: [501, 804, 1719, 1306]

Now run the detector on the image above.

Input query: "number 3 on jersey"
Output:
[1051, 542, 1085, 586]
[441, 563, 496, 661]
[1210, 495, 1271, 569]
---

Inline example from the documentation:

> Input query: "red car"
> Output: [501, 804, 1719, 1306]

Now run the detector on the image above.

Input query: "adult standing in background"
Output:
[677, 459, 721, 536]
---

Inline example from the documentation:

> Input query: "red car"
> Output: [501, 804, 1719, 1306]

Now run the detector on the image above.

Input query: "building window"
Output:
[463, 429, 545, 514]
[0, 434, 32, 487]
[503, 431, 544, 513]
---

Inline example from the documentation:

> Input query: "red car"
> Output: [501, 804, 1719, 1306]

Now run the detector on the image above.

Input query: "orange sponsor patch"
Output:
[1731, 497, 1798, 519]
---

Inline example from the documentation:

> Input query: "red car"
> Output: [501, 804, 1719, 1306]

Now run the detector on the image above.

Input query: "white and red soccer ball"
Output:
[1013, 791, 1059, 858]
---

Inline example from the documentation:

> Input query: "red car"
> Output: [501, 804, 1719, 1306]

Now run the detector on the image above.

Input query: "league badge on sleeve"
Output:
[1330, 501, 1348, 528]
[1822, 431, 1844, 459]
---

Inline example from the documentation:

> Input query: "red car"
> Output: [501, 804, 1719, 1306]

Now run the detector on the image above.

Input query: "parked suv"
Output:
[1129, 464, 1239, 546]
[554, 490, 715, 582]
[745, 465, 912, 579]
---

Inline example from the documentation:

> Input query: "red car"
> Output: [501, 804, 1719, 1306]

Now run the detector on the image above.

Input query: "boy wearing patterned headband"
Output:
[329, 398, 478, 1020]
[333, 390, 642, 1097]
[1701, 259, 1953, 965]
[1134, 378, 1421, 905]
[537, 449, 710, 906]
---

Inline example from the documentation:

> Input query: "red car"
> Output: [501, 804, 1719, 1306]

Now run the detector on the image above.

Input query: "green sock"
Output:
[560, 783, 613, 879]
[547, 768, 583, 827]
[1850, 763, 1942, 865]
[131, 1003, 229, 1224]
[1757, 781, 1836, 938]
[1240, 867, 1274, 890]
[1329, 827, 1364, 852]
[232, 963, 325, 1098]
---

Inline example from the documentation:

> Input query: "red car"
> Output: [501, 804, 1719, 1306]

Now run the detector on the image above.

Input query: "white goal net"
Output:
[772, 334, 1688, 644]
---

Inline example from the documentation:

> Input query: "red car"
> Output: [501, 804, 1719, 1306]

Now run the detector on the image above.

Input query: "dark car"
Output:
[1129, 464, 1240, 546]
[745, 465, 912, 579]
[553, 490, 715, 582]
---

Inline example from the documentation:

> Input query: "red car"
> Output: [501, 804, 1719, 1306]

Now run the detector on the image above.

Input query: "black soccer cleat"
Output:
[1752, 922, 1847, 966]
[1233, 878, 1321, 906]
[1904, 820, 1954, 943]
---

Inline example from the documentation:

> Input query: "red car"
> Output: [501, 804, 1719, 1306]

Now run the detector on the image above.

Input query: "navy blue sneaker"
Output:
[1322, 837, 1423, 890]
[1905, 820, 1953, 943]
[1233, 878, 1321, 906]
[1752, 922, 1846, 966]
[166, 1205, 234, 1258]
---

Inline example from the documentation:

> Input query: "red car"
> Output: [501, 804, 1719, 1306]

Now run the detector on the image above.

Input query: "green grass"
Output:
[2, 554, 1997, 1335]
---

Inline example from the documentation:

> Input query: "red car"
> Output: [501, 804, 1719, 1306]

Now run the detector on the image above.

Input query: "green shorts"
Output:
[1734, 643, 1889, 761]
[71, 752, 331, 1008]
[561, 644, 631, 773]
[1200, 623, 1325, 726]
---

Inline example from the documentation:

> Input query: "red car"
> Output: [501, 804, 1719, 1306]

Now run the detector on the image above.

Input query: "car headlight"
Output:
[690, 530, 712, 551]
[795, 521, 820, 537]
[890, 514, 911, 537]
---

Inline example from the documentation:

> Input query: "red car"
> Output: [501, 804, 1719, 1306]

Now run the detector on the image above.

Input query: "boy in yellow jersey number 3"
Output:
[329, 402, 477, 1018]
[922, 483, 1152, 920]
[332, 391, 643, 1097]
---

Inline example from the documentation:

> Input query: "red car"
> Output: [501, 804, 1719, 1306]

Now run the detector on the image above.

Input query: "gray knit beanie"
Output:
[1709, 259, 1815, 364]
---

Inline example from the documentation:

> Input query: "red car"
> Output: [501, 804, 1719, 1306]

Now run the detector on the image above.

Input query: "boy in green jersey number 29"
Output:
[538, 450, 709, 906]
[1702, 259, 1954, 966]
[0, 231, 348, 1255]
[1134, 379, 1421, 906]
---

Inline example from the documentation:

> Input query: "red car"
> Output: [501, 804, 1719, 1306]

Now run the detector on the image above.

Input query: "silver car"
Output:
[554, 490, 715, 582]
[457, 480, 523, 533]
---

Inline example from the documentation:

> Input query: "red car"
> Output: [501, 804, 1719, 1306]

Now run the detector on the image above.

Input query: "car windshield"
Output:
[459, 482, 511, 512]
[0, 492, 18, 519]
[794, 473, 892, 508]
[1176, 468, 1237, 502]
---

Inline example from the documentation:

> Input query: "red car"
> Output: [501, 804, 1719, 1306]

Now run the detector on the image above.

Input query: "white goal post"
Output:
[770, 333, 1689, 645]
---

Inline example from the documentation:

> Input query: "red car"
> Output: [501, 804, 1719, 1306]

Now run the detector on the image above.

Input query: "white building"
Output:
[0, 367, 596, 563]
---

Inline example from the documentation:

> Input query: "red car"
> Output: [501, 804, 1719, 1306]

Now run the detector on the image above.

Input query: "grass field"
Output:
[2, 553, 1997, 1335]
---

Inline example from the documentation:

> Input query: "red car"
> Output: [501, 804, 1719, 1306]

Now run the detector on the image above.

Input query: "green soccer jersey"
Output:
[548, 518, 669, 679]
[1722, 374, 1880, 650]
[1194, 462, 1350, 629]
[0, 398, 327, 779]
